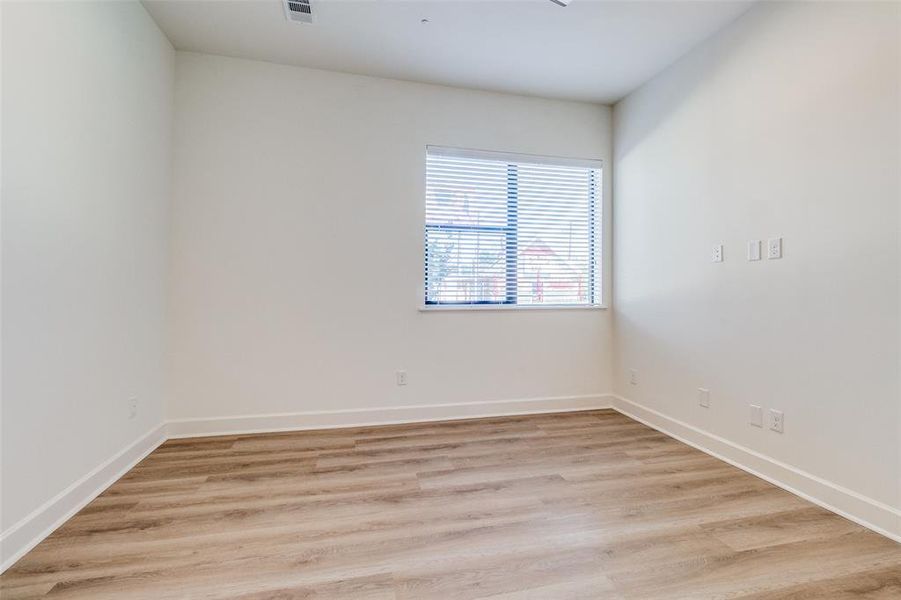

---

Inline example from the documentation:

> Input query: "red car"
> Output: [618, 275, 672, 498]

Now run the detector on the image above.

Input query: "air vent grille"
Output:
[284, 0, 313, 24]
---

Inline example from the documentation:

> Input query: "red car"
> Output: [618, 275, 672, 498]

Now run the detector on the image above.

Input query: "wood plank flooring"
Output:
[2, 410, 899, 599]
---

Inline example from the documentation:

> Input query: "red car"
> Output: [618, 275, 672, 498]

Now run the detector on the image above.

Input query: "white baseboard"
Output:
[0, 424, 167, 573]
[609, 394, 901, 544]
[167, 394, 614, 438]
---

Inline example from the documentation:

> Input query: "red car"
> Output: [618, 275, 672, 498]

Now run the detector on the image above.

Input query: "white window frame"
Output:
[420, 146, 605, 311]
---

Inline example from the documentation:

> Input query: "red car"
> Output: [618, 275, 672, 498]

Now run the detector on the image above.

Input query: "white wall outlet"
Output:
[769, 409, 784, 433]
[396, 370, 408, 386]
[749, 404, 763, 427]
[629, 369, 638, 385]
[712, 244, 723, 263]
[128, 395, 138, 420]
[767, 237, 783, 259]
[747, 240, 761, 261]
[698, 388, 710, 408]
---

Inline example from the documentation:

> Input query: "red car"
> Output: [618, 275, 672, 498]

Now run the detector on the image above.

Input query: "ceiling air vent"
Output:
[283, 0, 313, 24]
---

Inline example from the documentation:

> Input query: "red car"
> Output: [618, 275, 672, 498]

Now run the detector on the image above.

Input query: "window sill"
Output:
[419, 304, 607, 312]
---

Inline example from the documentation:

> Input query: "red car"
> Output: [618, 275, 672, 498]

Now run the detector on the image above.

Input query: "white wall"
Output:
[168, 53, 612, 424]
[1, 0, 173, 537]
[613, 0, 900, 530]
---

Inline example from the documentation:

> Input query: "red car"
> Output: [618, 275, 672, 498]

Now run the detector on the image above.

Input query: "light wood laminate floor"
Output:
[2, 410, 899, 599]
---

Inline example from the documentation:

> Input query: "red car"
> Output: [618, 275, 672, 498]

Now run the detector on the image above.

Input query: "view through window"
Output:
[424, 146, 602, 307]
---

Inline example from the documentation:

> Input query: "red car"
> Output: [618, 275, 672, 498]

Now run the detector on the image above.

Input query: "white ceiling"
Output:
[143, 0, 753, 104]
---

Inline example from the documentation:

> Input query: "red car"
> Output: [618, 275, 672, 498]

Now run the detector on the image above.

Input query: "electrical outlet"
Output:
[396, 370, 408, 386]
[767, 237, 783, 259]
[128, 395, 138, 420]
[712, 244, 723, 263]
[769, 409, 784, 433]
[629, 369, 638, 385]
[698, 388, 710, 408]
[749, 404, 763, 427]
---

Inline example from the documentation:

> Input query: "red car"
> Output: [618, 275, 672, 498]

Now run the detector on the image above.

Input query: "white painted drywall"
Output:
[613, 0, 900, 512]
[167, 52, 613, 421]
[1, 1, 174, 532]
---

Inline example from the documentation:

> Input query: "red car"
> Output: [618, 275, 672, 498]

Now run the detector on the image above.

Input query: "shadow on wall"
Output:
[614, 2, 761, 161]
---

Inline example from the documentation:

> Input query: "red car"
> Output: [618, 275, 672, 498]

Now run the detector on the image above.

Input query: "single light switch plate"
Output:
[767, 237, 783, 259]
[748, 240, 761, 261]
[750, 404, 763, 427]
[629, 369, 638, 385]
[396, 371, 408, 386]
[712, 244, 723, 263]
[769, 409, 784, 433]
[698, 388, 710, 408]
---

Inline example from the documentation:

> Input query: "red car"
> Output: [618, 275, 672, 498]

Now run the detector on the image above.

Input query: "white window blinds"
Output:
[425, 146, 602, 307]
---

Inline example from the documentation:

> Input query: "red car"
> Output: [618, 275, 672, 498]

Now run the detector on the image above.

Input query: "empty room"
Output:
[1, 0, 900, 597]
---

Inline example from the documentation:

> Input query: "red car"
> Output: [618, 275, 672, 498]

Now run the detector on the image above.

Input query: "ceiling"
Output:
[143, 0, 753, 104]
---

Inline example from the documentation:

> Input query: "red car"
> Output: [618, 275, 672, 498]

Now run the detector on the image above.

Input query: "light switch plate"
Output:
[698, 388, 710, 408]
[750, 404, 763, 427]
[748, 240, 761, 261]
[767, 237, 782, 259]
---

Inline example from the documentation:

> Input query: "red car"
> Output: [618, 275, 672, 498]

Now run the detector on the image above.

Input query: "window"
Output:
[424, 146, 602, 308]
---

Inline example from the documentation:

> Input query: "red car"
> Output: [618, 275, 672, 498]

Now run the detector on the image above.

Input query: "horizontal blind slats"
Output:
[425, 148, 601, 306]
